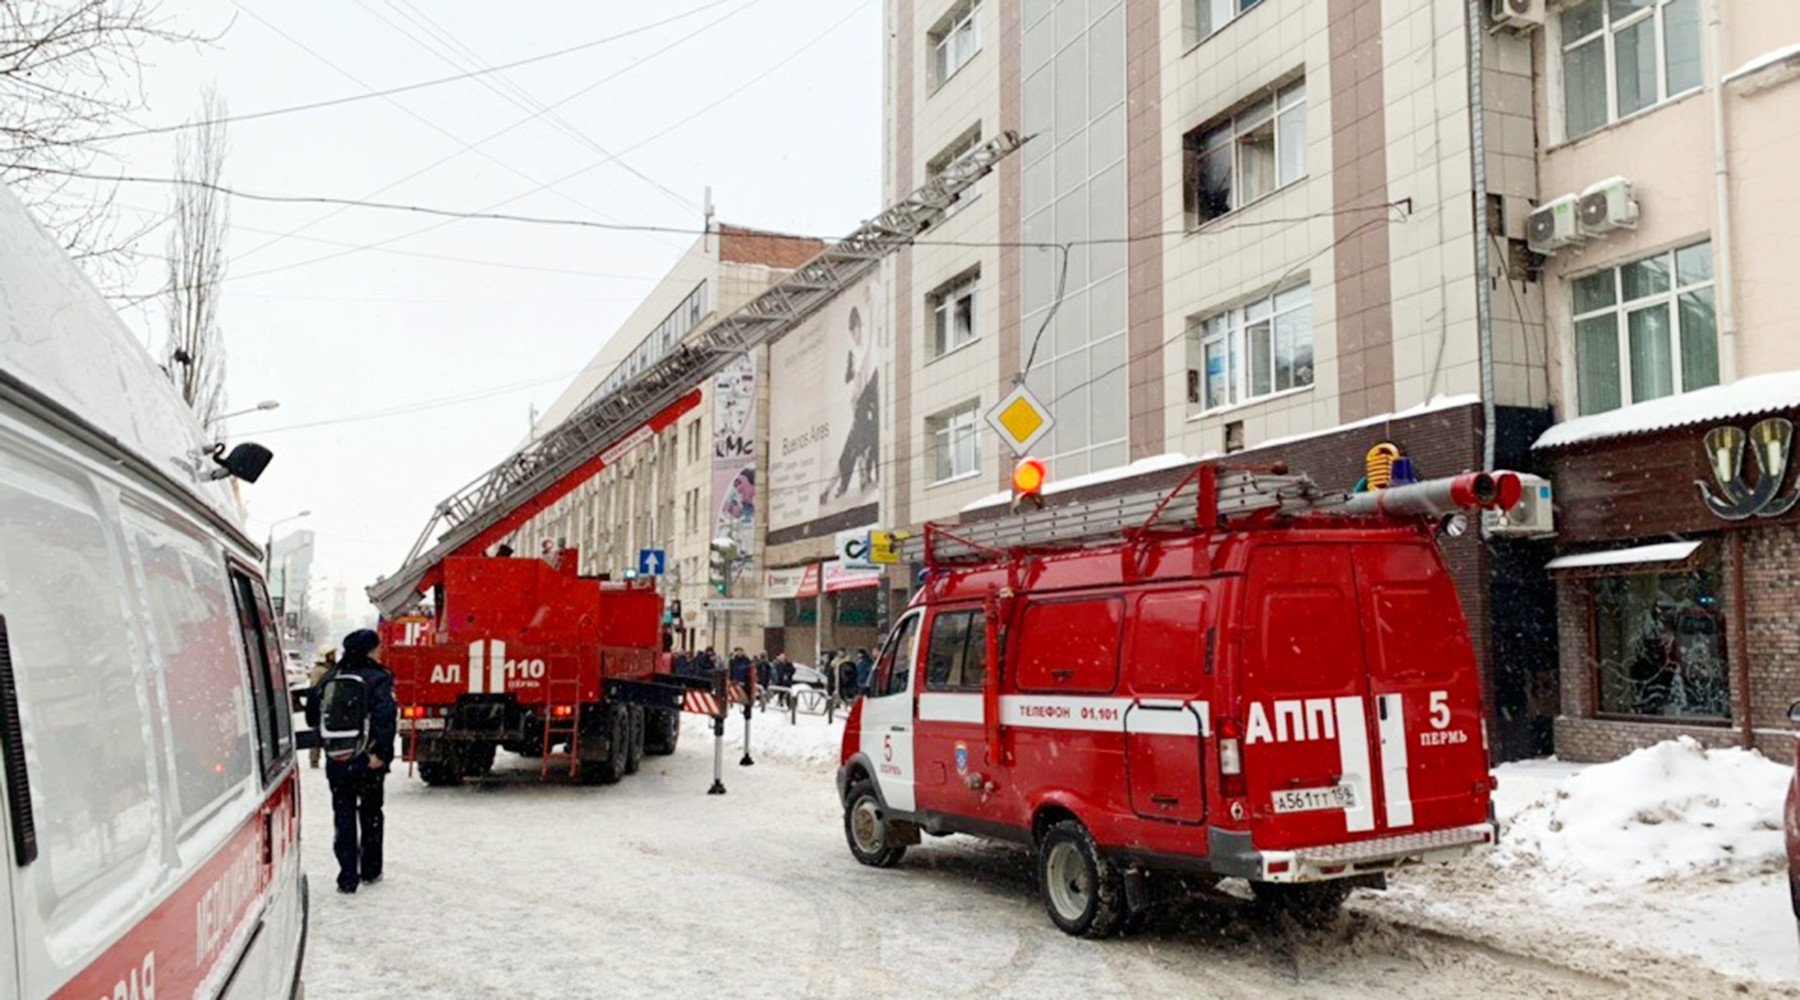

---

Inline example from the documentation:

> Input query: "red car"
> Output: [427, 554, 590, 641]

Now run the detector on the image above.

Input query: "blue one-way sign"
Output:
[637, 548, 666, 576]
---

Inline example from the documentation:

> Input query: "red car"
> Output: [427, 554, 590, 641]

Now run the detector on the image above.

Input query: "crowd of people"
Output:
[669, 645, 876, 704]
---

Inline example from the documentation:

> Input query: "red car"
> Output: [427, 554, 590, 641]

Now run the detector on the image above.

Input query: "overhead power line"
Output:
[52, 1, 743, 146]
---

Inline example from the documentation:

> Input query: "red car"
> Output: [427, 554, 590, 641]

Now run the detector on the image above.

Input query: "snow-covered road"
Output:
[296, 717, 1789, 999]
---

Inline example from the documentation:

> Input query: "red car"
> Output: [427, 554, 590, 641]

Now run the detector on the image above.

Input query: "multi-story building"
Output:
[510, 223, 821, 655]
[881, 0, 1559, 756]
[1525, 2, 1800, 761]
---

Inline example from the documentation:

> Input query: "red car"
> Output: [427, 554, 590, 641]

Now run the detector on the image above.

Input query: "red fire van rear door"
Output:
[1349, 542, 1490, 833]
[1238, 543, 1382, 848]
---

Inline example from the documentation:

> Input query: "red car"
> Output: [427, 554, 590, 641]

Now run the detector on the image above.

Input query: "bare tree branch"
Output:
[163, 84, 228, 427]
[0, 1, 200, 290]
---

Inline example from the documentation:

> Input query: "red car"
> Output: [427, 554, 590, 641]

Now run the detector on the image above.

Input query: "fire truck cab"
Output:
[837, 464, 1503, 936]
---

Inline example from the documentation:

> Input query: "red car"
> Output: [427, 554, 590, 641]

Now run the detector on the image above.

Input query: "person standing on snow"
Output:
[306, 649, 337, 768]
[854, 648, 875, 696]
[306, 628, 397, 895]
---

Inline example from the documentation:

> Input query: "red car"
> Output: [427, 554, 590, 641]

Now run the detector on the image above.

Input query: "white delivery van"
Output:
[0, 183, 306, 998]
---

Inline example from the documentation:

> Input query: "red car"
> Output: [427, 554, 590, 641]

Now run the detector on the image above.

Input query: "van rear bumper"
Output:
[1216, 822, 1497, 883]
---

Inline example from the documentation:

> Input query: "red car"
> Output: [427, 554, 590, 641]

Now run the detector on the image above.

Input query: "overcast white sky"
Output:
[93, 1, 881, 617]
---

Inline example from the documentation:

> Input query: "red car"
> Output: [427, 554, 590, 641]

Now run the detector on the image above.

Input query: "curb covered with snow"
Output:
[679, 707, 846, 768]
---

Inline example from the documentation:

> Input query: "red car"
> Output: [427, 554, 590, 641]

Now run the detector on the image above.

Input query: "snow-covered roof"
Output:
[1726, 43, 1800, 85]
[1545, 540, 1701, 571]
[1533, 371, 1800, 450]
[961, 453, 1197, 513]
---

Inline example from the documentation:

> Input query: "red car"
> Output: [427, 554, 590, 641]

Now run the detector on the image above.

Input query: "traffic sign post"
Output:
[637, 548, 666, 576]
[986, 383, 1056, 457]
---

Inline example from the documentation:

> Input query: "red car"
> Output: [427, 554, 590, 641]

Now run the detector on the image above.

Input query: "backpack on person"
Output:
[316, 669, 373, 762]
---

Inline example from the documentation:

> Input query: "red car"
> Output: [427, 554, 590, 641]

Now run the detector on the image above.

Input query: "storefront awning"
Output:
[1545, 540, 1703, 573]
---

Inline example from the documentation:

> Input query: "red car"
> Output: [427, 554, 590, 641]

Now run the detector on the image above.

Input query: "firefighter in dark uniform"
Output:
[307, 628, 398, 895]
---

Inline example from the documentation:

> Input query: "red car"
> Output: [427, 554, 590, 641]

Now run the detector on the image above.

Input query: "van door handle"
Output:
[1051, 669, 1074, 681]
[1150, 794, 1179, 808]
[889, 725, 906, 733]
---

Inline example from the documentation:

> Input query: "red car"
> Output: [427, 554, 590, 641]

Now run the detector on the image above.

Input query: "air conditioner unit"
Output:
[1527, 195, 1583, 255]
[1490, 0, 1546, 30]
[1579, 176, 1639, 236]
[1483, 473, 1555, 538]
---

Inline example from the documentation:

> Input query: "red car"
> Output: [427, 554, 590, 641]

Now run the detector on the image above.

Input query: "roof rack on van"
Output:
[920, 464, 1346, 566]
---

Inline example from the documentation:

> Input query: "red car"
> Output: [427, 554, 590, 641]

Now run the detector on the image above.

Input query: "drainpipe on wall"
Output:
[1468, 0, 1498, 471]
[1707, 0, 1739, 383]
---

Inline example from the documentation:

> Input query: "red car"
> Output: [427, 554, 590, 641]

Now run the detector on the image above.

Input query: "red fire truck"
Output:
[380, 549, 685, 786]
[837, 463, 1515, 936]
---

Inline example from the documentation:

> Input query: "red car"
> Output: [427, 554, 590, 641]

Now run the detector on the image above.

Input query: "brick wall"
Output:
[1553, 524, 1800, 762]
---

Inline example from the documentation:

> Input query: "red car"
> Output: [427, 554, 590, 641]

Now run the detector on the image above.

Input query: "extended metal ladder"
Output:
[540, 678, 583, 780]
[919, 465, 1349, 565]
[369, 131, 1029, 616]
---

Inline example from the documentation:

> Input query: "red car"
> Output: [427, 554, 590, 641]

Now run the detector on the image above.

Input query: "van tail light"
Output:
[1480, 717, 1490, 753]
[1217, 716, 1246, 800]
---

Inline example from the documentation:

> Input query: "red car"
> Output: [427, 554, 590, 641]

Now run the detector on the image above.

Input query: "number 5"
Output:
[1428, 690, 1450, 730]
[883, 734, 893, 762]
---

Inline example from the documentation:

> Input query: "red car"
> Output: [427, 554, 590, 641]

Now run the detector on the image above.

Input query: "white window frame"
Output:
[929, 0, 981, 91]
[927, 124, 984, 216]
[1184, 76, 1306, 228]
[1570, 240, 1717, 415]
[1191, 0, 1264, 46]
[928, 269, 980, 359]
[1558, 0, 1704, 142]
[927, 400, 982, 484]
[1189, 283, 1314, 411]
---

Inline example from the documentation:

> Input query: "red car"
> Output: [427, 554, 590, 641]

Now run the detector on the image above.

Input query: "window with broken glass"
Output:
[1591, 565, 1729, 721]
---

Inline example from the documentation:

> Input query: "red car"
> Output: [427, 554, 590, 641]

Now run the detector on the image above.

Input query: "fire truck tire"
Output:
[644, 709, 680, 756]
[580, 704, 630, 785]
[460, 742, 496, 777]
[1249, 880, 1352, 925]
[843, 780, 906, 868]
[418, 761, 462, 787]
[1036, 820, 1125, 938]
[624, 706, 644, 775]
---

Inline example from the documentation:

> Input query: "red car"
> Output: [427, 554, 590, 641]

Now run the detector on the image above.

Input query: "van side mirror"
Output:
[208, 442, 274, 483]
[1788, 699, 1800, 728]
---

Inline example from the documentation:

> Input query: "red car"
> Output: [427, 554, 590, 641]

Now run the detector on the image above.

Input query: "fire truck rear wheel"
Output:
[624, 706, 644, 775]
[418, 761, 462, 787]
[1036, 819, 1125, 938]
[460, 742, 496, 777]
[843, 780, 906, 868]
[582, 704, 630, 785]
[644, 708, 680, 756]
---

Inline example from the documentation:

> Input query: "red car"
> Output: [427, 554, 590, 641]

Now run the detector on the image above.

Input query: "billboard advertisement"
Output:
[712, 353, 757, 584]
[767, 276, 883, 532]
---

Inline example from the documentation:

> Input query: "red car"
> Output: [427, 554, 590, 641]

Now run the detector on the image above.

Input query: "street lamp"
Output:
[264, 510, 311, 574]
[209, 399, 280, 428]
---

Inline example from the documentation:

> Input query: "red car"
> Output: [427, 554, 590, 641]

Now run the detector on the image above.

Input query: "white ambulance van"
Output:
[0, 184, 306, 998]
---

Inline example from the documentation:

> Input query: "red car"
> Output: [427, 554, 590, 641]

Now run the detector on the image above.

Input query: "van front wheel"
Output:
[843, 780, 906, 868]
[1037, 819, 1124, 938]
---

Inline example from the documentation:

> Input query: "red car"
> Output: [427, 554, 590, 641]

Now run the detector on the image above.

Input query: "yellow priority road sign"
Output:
[987, 383, 1055, 457]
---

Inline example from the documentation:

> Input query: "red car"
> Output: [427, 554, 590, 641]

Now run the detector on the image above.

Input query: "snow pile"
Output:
[1494, 737, 1790, 888]
[679, 708, 847, 768]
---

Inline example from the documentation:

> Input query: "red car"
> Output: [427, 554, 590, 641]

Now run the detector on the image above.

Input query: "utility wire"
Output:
[42, 1, 744, 146]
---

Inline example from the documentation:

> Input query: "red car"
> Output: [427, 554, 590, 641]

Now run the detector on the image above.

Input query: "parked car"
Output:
[788, 662, 827, 689]
[285, 649, 311, 690]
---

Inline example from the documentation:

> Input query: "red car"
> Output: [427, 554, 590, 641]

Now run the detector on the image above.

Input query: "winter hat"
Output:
[343, 629, 380, 656]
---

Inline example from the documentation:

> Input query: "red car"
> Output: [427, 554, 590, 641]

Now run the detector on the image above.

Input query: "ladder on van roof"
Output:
[920, 465, 1349, 566]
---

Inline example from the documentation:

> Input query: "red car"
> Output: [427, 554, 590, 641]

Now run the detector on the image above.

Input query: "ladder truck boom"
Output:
[369, 130, 1028, 616]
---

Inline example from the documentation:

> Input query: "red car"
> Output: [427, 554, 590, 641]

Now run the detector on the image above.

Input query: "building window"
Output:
[1561, 0, 1702, 141]
[927, 124, 983, 213]
[1591, 565, 1728, 721]
[929, 0, 981, 90]
[927, 400, 981, 483]
[686, 420, 702, 464]
[1188, 284, 1314, 409]
[928, 269, 980, 358]
[1183, 76, 1306, 227]
[1572, 241, 1716, 415]
[1194, 0, 1263, 44]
